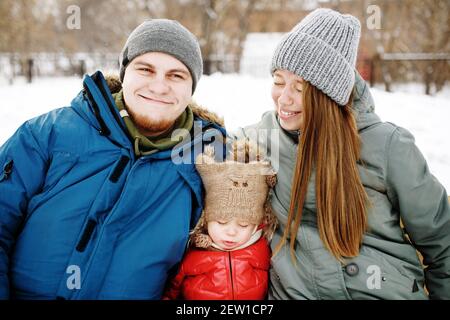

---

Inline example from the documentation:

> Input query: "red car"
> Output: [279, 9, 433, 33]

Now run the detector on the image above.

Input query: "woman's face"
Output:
[271, 69, 304, 131]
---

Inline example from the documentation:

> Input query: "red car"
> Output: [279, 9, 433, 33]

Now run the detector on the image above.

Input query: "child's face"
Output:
[207, 218, 257, 250]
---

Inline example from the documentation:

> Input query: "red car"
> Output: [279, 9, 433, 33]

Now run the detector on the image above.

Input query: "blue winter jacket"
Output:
[0, 72, 226, 299]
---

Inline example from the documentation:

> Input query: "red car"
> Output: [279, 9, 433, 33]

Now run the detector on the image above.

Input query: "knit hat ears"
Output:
[119, 19, 203, 93]
[190, 214, 213, 249]
[271, 8, 361, 106]
[195, 140, 276, 226]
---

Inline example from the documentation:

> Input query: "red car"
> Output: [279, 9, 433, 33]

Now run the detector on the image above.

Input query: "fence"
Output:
[0, 53, 120, 84]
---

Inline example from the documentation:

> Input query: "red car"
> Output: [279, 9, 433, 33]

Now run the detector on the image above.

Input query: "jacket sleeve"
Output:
[385, 126, 450, 300]
[162, 263, 186, 300]
[0, 121, 49, 299]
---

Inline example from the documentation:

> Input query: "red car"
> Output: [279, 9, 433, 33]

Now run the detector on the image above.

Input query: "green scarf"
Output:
[113, 90, 193, 157]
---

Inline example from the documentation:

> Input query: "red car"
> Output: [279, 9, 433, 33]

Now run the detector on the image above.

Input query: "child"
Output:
[163, 139, 277, 300]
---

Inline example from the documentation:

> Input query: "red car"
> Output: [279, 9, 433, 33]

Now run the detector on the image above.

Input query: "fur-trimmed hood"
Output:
[104, 74, 224, 127]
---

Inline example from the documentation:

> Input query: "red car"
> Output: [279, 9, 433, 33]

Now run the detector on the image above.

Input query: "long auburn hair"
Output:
[273, 81, 368, 262]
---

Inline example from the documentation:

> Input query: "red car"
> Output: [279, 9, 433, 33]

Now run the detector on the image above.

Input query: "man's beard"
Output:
[125, 104, 177, 137]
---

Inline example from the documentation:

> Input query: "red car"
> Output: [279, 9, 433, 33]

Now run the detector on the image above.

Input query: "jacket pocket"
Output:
[342, 246, 428, 300]
[268, 233, 313, 300]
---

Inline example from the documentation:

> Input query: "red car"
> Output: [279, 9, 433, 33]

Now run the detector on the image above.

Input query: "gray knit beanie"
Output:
[119, 19, 203, 93]
[271, 8, 361, 106]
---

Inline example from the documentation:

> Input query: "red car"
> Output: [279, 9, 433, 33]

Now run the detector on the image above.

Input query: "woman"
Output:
[235, 8, 450, 299]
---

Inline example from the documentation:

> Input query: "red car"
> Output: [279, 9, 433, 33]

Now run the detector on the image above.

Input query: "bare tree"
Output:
[351, 0, 450, 93]
[232, 0, 266, 72]
[1, 0, 447, 87]
[0, 0, 16, 83]
[195, 0, 235, 74]
[411, 0, 449, 94]
[191, 0, 270, 74]
[15, 0, 37, 82]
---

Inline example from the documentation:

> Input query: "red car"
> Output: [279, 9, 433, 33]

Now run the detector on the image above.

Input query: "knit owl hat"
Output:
[191, 139, 277, 248]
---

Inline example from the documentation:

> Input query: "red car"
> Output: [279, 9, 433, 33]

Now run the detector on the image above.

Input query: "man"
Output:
[0, 19, 225, 299]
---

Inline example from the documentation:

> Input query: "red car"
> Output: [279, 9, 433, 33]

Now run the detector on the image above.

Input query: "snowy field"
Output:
[0, 74, 449, 192]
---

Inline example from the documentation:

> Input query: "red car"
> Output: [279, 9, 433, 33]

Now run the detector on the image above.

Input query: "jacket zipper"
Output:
[70, 155, 137, 298]
[75, 155, 131, 252]
[228, 251, 235, 299]
[0, 160, 13, 182]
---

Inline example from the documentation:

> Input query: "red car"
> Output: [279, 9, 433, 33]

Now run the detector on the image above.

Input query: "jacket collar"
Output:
[210, 229, 263, 252]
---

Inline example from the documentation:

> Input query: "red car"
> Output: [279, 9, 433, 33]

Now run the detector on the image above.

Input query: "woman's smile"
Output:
[278, 108, 301, 121]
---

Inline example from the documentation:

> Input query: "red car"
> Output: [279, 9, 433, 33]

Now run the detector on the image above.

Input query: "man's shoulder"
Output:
[191, 103, 224, 129]
[25, 106, 80, 131]
[22, 104, 95, 151]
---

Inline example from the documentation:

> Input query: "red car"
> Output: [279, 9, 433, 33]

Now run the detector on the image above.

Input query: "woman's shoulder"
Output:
[248, 110, 278, 130]
[360, 119, 407, 148]
[360, 120, 417, 151]
[230, 110, 278, 140]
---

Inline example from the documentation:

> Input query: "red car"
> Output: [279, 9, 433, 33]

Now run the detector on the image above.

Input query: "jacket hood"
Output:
[104, 74, 224, 127]
[352, 72, 381, 131]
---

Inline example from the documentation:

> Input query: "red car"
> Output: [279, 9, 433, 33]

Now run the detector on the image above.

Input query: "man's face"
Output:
[122, 52, 193, 137]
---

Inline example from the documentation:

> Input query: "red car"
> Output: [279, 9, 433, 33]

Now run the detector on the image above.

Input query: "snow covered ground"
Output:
[0, 74, 449, 191]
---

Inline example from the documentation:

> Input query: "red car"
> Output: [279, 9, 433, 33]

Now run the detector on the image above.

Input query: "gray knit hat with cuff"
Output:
[119, 19, 203, 93]
[271, 8, 361, 106]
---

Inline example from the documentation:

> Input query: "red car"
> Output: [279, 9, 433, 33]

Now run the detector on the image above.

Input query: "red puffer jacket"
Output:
[163, 237, 270, 300]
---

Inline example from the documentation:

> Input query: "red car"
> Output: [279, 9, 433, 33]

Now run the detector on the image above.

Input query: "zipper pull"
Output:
[0, 160, 14, 182]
